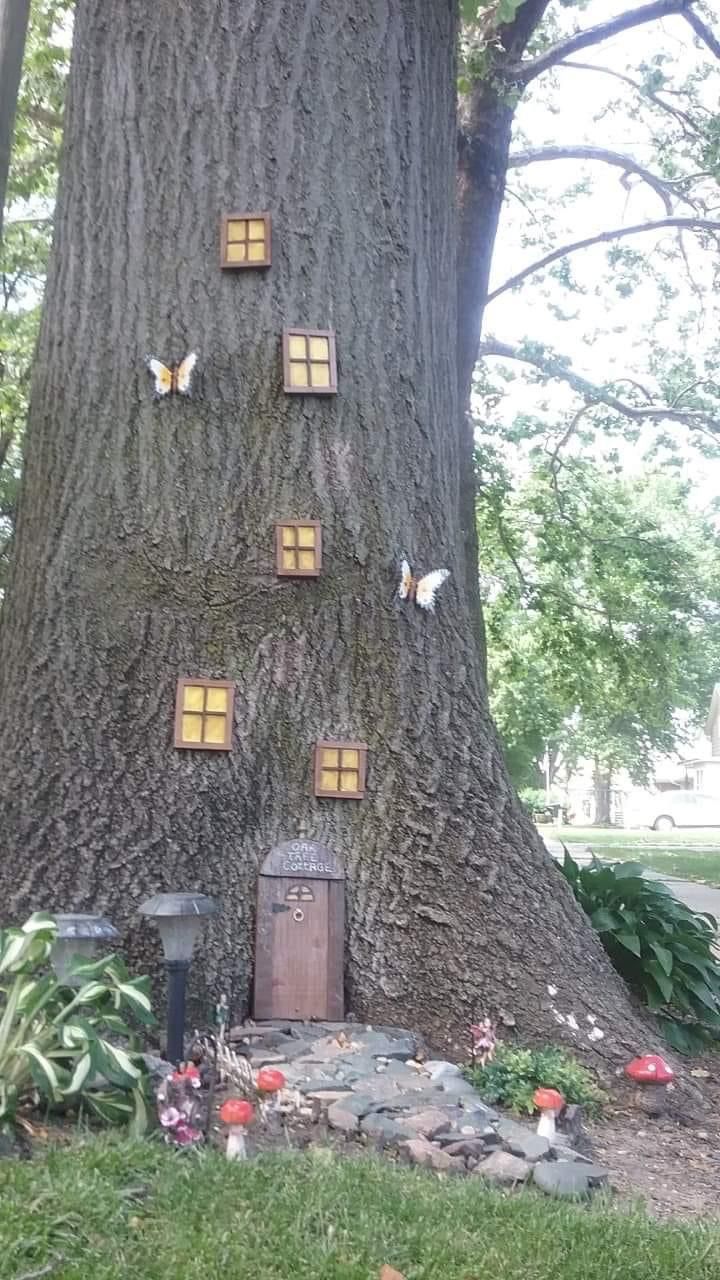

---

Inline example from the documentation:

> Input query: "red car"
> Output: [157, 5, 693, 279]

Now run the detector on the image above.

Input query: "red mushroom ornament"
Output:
[256, 1067, 286, 1095]
[533, 1086, 565, 1141]
[219, 1097, 254, 1160]
[625, 1055, 675, 1117]
[624, 1055, 674, 1084]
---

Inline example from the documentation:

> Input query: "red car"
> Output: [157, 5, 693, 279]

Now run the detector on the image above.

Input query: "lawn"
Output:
[1, 1137, 719, 1280]
[548, 826, 720, 887]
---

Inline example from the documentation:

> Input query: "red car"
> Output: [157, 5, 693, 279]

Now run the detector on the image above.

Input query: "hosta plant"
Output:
[561, 850, 720, 1053]
[0, 912, 154, 1133]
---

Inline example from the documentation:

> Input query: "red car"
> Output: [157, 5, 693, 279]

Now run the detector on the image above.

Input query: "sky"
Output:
[482, 0, 720, 508]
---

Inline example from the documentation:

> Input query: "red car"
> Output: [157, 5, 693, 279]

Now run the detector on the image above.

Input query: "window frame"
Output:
[314, 740, 368, 799]
[220, 211, 272, 269]
[283, 327, 337, 395]
[174, 677, 236, 751]
[274, 520, 322, 577]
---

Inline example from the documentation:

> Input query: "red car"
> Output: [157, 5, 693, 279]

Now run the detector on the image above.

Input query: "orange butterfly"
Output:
[146, 352, 197, 397]
[398, 559, 450, 612]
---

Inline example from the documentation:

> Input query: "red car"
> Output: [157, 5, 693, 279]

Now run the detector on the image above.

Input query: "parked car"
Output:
[633, 791, 720, 831]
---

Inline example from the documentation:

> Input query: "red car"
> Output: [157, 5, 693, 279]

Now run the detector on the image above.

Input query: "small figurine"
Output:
[398, 559, 449, 612]
[146, 352, 197, 398]
[214, 993, 229, 1044]
[470, 1018, 497, 1067]
[156, 1063, 204, 1146]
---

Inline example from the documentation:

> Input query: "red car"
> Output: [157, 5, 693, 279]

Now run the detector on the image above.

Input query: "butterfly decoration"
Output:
[398, 559, 450, 612]
[146, 351, 197, 398]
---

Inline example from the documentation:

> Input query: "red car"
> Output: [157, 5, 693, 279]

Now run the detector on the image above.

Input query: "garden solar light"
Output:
[220, 1097, 254, 1159]
[51, 913, 118, 986]
[533, 1086, 565, 1140]
[138, 892, 218, 1065]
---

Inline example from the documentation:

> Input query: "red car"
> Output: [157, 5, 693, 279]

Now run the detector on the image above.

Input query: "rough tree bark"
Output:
[0, 0, 652, 1060]
[0, 0, 31, 239]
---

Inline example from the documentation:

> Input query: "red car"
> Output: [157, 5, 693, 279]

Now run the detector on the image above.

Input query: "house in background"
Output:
[557, 683, 720, 825]
[681, 683, 720, 796]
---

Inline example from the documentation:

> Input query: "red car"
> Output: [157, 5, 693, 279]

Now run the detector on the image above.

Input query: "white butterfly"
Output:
[398, 559, 450, 612]
[146, 351, 197, 397]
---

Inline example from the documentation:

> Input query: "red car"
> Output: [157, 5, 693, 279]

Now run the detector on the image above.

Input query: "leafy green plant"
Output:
[0, 912, 154, 1133]
[465, 1043, 605, 1115]
[561, 849, 720, 1052]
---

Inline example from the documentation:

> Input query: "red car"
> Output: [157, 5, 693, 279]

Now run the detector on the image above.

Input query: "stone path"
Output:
[230, 1020, 610, 1199]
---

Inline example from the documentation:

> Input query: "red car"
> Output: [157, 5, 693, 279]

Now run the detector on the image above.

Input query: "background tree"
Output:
[478, 455, 720, 810]
[0, 0, 31, 239]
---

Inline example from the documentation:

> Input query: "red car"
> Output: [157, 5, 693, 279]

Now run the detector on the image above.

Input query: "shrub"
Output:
[465, 1043, 605, 1115]
[560, 849, 720, 1053]
[0, 912, 154, 1133]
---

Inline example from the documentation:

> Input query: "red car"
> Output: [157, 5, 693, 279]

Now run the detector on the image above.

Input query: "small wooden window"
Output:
[275, 521, 322, 577]
[283, 328, 337, 394]
[314, 741, 368, 799]
[221, 212, 271, 268]
[286, 884, 315, 902]
[174, 678, 235, 751]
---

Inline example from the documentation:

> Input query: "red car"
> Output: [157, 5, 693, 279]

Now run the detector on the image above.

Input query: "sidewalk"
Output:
[544, 838, 720, 924]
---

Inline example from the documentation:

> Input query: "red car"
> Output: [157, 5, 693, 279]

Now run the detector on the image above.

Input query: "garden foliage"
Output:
[561, 849, 720, 1052]
[465, 1042, 605, 1115]
[0, 912, 154, 1132]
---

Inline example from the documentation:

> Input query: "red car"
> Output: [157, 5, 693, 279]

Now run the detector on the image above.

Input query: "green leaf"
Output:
[65, 1051, 93, 1095]
[616, 931, 642, 957]
[612, 862, 648, 880]
[646, 960, 674, 1002]
[19, 1043, 60, 1094]
[649, 941, 673, 977]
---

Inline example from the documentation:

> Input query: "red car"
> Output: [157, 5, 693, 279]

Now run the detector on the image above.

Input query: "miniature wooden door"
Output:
[254, 840, 344, 1021]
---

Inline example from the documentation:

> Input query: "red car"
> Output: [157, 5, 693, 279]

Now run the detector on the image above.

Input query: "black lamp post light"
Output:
[51, 913, 119, 986]
[138, 892, 218, 1065]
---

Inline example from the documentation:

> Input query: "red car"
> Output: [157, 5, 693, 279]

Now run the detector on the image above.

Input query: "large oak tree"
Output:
[6, 0, 714, 1056]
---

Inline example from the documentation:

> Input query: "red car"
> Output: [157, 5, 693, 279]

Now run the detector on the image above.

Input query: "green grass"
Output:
[0, 1137, 719, 1279]
[549, 827, 720, 887]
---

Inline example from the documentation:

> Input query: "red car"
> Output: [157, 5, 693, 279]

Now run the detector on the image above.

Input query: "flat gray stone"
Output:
[399, 1138, 465, 1173]
[327, 1101, 360, 1134]
[440, 1076, 479, 1100]
[331, 1093, 383, 1119]
[442, 1138, 489, 1159]
[360, 1112, 405, 1143]
[532, 1160, 610, 1199]
[425, 1060, 462, 1081]
[550, 1143, 593, 1164]
[355, 1031, 416, 1060]
[396, 1108, 455, 1140]
[473, 1150, 531, 1186]
[458, 1104, 500, 1126]
[496, 1118, 550, 1162]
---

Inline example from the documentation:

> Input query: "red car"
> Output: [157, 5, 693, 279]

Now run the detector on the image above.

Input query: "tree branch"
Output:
[682, 8, 720, 58]
[486, 216, 720, 303]
[511, 0, 697, 85]
[478, 337, 720, 433]
[507, 145, 697, 213]
[556, 61, 702, 135]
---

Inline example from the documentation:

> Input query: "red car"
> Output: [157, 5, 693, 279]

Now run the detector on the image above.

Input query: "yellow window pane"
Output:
[308, 336, 329, 360]
[289, 361, 309, 387]
[298, 549, 316, 570]
[281, 526, 298, 546]
[204, 715, 227, 744]
[288, 335, 307, 359]
[183, 686, 205, 712]
[310, 362, 331, 388]
[320, 769, 339, 790]
[340, 749, 359, 769]
[248, 219, 265, 239]
[322, 748, 339, 767]
[227, 219, 247, 241]
[248, 240, 266, 261]
[181, 713, 203, 743]
[226, 242, 247, 262]
[205, 687, 228, 714]
[282, 549, 297, 570]
[297, 526, 316, 548]
[340, 770, 359, 792]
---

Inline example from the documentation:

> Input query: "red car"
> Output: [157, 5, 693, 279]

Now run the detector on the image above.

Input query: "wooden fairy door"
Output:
[254, 839, 344, 1021]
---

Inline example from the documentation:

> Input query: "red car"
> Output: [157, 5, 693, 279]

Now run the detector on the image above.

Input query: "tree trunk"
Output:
[593, 763, 613, 827]
[0, 0, 31, 239]
[0, 0, 651, 1060]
